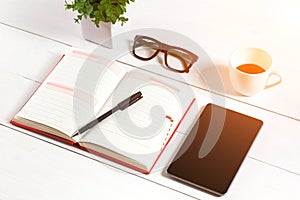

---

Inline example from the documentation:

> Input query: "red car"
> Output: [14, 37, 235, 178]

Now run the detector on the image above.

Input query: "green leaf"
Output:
[120, 5, 126, 13]
[86, 4, 93, 15]
[64, 0, 135, 27]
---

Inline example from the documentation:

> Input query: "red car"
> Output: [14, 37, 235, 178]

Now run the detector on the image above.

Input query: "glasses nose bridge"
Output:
[158, 43, 171, 55]
[160, 41, 170, 49]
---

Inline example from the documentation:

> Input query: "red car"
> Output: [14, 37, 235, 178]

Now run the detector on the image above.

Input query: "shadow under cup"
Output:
[229, 48, 282, 96]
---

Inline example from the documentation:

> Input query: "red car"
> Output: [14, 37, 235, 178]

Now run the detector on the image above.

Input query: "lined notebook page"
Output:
[17, 50, 127, 136]
[80, 80, 185, 166]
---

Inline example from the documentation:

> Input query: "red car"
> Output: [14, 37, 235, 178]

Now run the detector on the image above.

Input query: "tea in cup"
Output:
[229, 48, 281, 96]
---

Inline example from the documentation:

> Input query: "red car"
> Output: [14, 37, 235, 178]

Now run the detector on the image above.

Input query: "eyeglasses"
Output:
[132, 35, 198, 73]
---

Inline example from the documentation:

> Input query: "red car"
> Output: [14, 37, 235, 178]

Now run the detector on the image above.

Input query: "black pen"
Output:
[72, 91, 143, 138]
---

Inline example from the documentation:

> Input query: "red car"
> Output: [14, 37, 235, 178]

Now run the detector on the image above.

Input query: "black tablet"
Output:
[167, 103, 263, 196]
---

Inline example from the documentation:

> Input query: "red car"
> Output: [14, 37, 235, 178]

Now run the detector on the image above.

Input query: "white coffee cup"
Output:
[229, 48, 282, 96]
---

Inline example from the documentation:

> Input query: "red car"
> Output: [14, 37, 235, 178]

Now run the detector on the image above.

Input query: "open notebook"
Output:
[11, 50, 195, 173]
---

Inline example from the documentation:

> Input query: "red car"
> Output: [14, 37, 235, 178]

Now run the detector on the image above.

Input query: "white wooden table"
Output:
[0, 0, 300, 199]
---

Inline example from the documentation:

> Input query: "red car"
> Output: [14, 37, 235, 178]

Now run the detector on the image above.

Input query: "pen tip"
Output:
[72, 132, 79, 138]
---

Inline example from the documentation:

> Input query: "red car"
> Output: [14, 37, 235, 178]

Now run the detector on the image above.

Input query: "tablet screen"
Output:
[167, 103, 263, 196]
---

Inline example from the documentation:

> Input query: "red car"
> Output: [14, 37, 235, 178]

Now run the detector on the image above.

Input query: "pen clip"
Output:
[118, 91, 143, 110]
[128, 95, 143, 107]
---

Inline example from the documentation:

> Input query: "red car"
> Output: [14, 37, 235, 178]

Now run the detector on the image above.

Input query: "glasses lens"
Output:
[166, 49, 192, 71]
[134, 37, 159, 59]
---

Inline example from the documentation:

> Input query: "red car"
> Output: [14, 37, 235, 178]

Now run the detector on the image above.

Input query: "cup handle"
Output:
[265, 71, 282, 89]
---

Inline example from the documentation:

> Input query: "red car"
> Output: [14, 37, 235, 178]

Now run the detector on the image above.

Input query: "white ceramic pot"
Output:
[81, 18, 129, 48]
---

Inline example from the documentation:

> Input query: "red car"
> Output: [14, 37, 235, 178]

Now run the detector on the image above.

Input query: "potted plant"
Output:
[65, 0, 135, 47]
